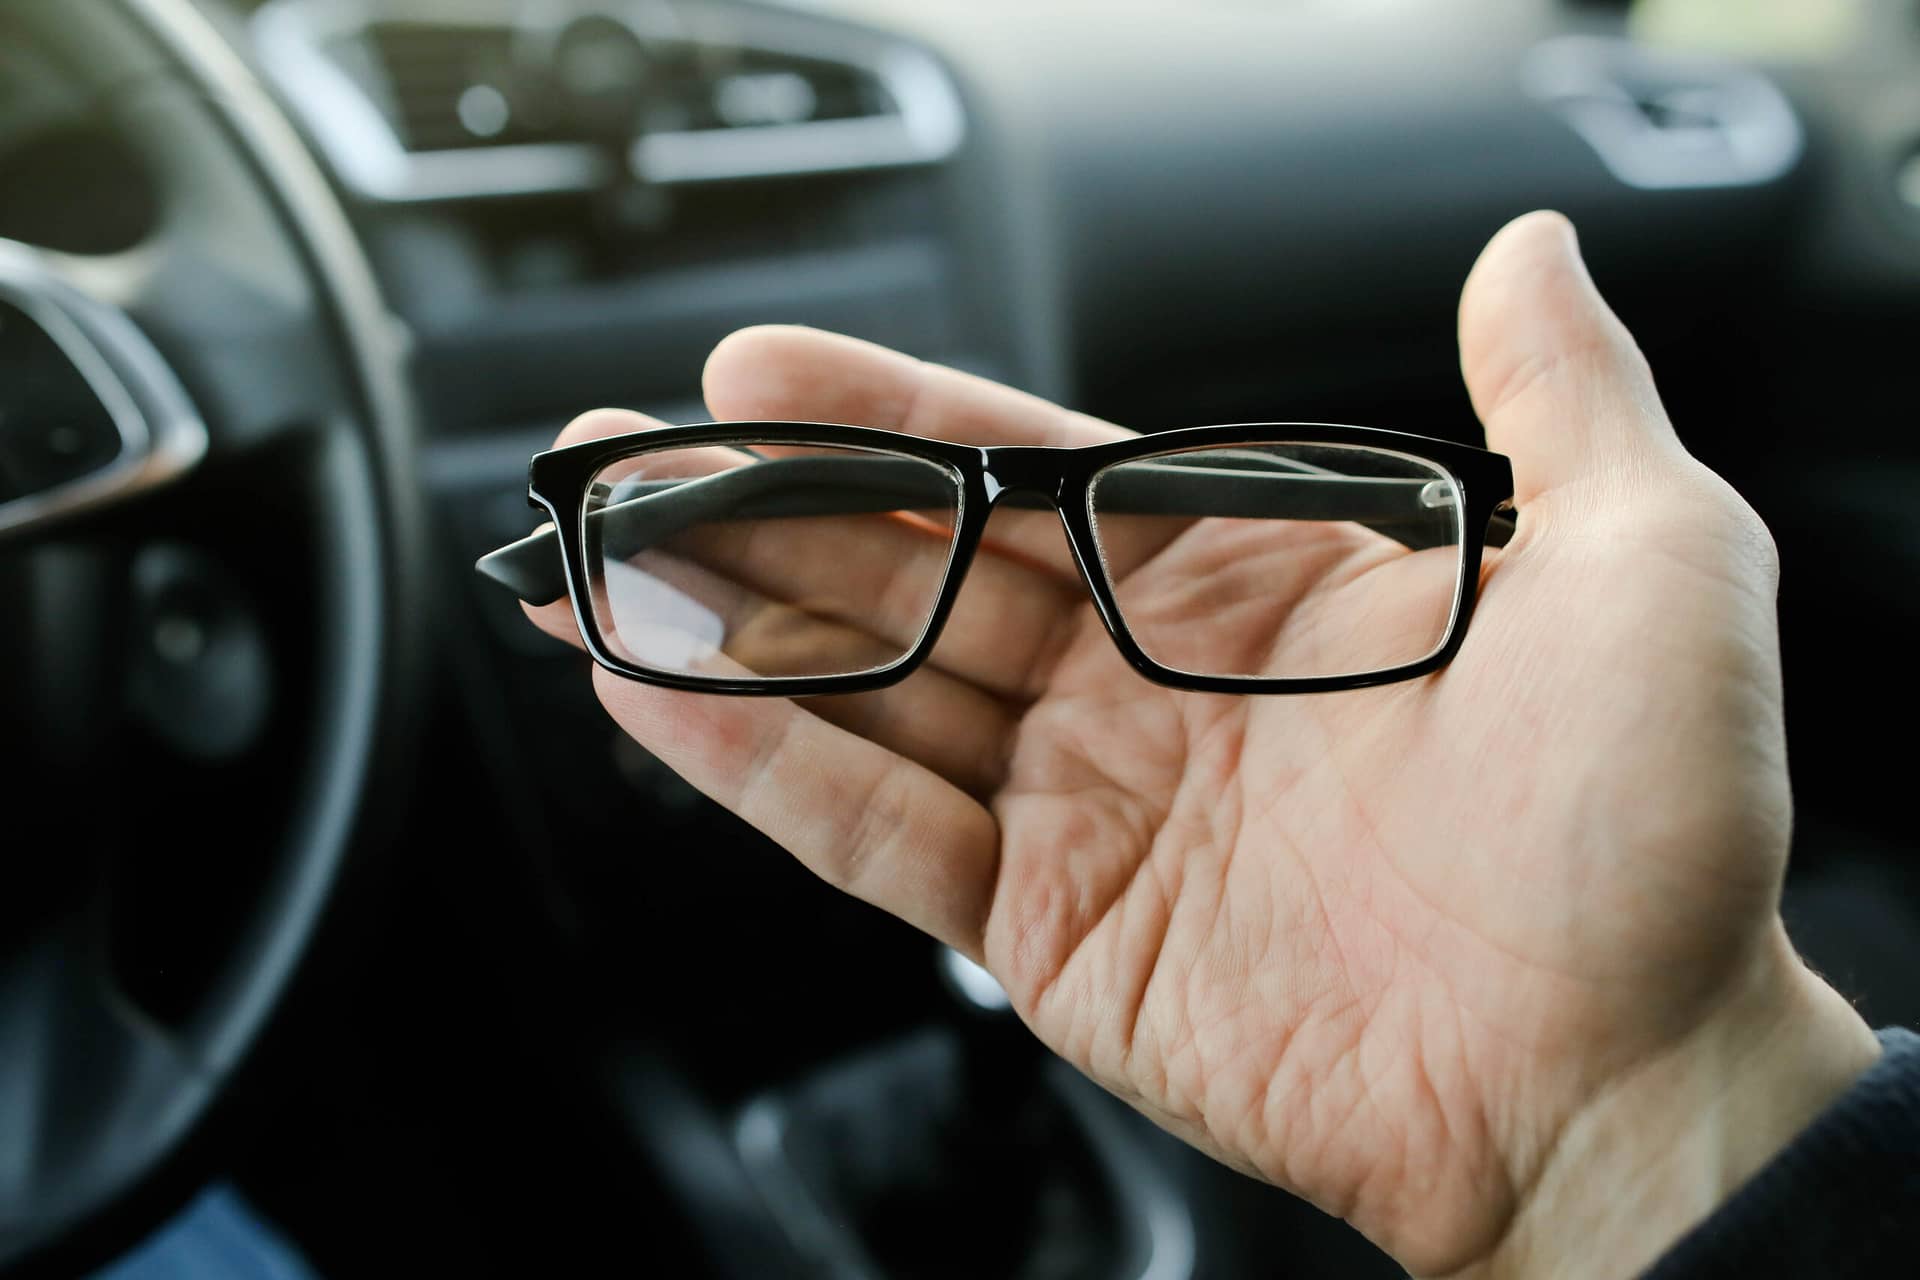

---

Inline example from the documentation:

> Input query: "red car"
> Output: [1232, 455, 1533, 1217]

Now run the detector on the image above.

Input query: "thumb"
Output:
[1459, 211, 1683, 506]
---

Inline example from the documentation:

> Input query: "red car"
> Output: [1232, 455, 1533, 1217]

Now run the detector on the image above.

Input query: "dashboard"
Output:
[7, 1, 1915, 1274]
[187, 0, 1920, 439]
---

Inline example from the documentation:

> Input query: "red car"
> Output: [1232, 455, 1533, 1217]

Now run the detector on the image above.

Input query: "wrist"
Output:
[1448, 926, 1882, 1280]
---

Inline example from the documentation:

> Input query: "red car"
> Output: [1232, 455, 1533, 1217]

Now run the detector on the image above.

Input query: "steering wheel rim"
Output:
[0, 0, 423, 1268]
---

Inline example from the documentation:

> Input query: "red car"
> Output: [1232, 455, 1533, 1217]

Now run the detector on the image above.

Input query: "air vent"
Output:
[366, 22, 526, 151]
[646, 51, 892, 134]
[253, 0, 965, 203]
[1523, 36, 1801, 190]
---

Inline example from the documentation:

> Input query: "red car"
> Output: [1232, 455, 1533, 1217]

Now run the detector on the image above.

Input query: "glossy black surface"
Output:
[525, 420, 1515, 695]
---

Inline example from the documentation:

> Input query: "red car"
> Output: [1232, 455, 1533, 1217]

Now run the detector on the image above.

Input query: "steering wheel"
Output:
[0, 0, 422, 1269]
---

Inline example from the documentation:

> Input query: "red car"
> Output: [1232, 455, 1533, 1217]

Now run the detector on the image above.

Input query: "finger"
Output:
[1108, 520, 1448, 678]
[517, 403, 648, 645]
[554, 407, 672, 448]
[701, 330, 1359, 591]
[525, 550, 1019, 795]
[1457, 211, 1684, 506]
[660, 505, 1080, 701]
[756, 522, 1081, 702]
[810, 677, 1017, 799]
[556, 402, 1086, 697]
[703, 326, 1131, 576]
[1080, 511, 1206, 584]
[703, 325, 1131, 448]
[592, 665, 1001, 956]
[547, 444, 1079, 699]
[505, 412, 671, 617]
[525, 593, 586, 649]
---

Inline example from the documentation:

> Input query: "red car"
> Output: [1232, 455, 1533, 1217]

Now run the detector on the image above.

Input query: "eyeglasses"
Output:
[476, 421, 1516, 695]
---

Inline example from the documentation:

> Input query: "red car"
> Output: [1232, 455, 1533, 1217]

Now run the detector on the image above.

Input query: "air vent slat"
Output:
[368, 22, 529, 152]
[253, 0, 965, 201]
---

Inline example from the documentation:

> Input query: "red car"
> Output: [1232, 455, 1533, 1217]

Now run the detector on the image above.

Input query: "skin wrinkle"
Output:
[1344, 617, 1758, 1251]
[596, 524, 1054, 792]
[1352, 990, 1421, 1224]
[1178, 973, 1303, 1179]
[993, 834, 1066, 1008]
[1221, 979, 1321, 1144]
[705, 353, 1094, 699]
[1452, 994, 1554, 1234]
[1370, 802, 1602, 994]
[967, 802, 1008, 949]
[995, 788, 1144, 1012]
[1126, 823, 1224, 1103]
[1452, 934, 1787, 1280]
[1026, 799, 1155, 1017]
[999, 678, 1193, 1063]
[1194, 998, 1306, 1178]
[1023, 691, 1186, 813]
[1471, 335, 1618, 456]
[1347, 1038, 1415, 1224]
[712, 503, 1076, 700]
[1440, 1003, 1503, 1224]
[1115, 842, 1180, 1080]
[542, 212, 1884, 1277]
[1275, 987, 1377, 1218]
[1257, 538, 1443, 664]
[1178, 718, 1266, 1047]
[1257, 777, 1513, 1237]
[587, 669, 993, 952]
[728, 696, 804, 818]
[1113, 513, 1431, 680]
[939, 550, 1082, 702]
[855, 517, 947, 654]
[1149, 997, 1207, 1123]
[1401, 1014, 1481, 1253]
[1248, 825, 1363, 1168]
[1012, 572, 1093, 698]
[1382, 957, 1510, 1258]
[1136, 598, 1528, 1243]
[895, 353, 955, 446]
[1154, 745, 1274, 1125]
[932, 558, 1071, 693]
[813, 679, 1017, 800]
[840, 763, 914, 900]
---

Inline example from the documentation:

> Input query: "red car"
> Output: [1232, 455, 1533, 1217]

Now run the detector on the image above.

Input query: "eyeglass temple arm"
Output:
[476, 454, 1519, 605]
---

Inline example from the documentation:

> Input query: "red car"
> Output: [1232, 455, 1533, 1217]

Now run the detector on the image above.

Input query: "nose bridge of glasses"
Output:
[977, 445, 1073, 506]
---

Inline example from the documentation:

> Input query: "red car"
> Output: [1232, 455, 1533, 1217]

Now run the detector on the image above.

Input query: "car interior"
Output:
[3, 0, 1919, 1275]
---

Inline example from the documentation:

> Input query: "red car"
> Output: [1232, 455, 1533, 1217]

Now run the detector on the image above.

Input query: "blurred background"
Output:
[4, 0, 1920, 1276]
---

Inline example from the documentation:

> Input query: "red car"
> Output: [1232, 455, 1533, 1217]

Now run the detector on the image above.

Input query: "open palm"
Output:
[527, 214, 1857, 1275]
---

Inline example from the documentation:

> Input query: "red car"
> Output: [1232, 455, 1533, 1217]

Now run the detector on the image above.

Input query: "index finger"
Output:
[703, 327, 1133, 580]
[702, 325, 1132, 449]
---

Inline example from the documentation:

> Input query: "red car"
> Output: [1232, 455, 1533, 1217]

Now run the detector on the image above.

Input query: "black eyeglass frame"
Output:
[520, 420, 1516, 697]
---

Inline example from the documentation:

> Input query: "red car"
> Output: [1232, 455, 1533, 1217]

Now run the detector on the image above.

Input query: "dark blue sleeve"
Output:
[1640, 1027, 1920, 1278]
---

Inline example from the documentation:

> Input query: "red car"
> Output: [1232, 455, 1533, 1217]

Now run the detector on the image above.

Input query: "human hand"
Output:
[524, 211, 1879, 1277]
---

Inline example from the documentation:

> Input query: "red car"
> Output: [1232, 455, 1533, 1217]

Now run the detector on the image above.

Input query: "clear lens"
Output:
[583, 442, 962, 682]
[1088, 443, 1464, 680]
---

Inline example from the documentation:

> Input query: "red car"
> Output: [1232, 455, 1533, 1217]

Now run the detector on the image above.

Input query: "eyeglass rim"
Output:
[523, 420, 1516, 696]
